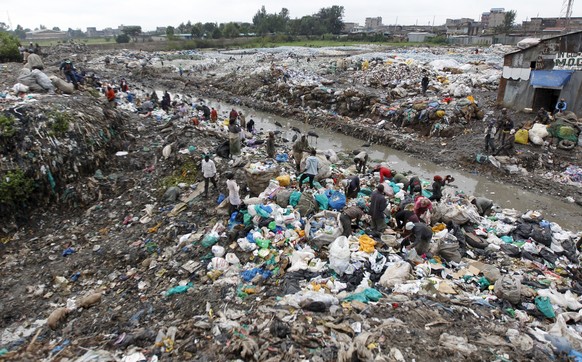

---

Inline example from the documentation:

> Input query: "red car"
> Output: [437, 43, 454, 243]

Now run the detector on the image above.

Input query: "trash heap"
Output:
[0, 94, 123, 223]
[2, 44, 582, 361]
[160, 160, 582, 361]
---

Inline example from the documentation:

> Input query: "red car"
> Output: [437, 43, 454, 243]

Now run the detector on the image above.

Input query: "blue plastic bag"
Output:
[241, 268, 272, 282]
[275, 153, 289, 162]
[328, 190, 346, 210]
[217, 193, 226, 204]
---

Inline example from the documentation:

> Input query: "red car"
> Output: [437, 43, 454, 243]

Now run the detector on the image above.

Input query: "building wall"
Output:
[499, 32, 582, 114]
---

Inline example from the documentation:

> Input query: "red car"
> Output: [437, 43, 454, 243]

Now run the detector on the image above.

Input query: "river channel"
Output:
[177, 95, 582, 232]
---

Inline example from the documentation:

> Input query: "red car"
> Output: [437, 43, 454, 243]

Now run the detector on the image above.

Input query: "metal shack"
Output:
[497, 31, 582, 115]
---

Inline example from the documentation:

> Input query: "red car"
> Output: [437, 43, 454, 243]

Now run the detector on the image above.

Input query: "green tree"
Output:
[203, 22, 217, 35]
[39, 24, 47, 30]
[212, 27, 222, 39]
[191, 23, 203, 38]
[239, 22, 253, 36]
[317, 6, 344, 34]
[503, 10, 516, 33]
[116, 33, 130, 43]
[0, 31, 21, 62]
[223, 22, 240, 38]
[253, 6, 268, 35]
[13, 25, 26, 40]
[52, 26, 61, 31]
[252, 6, 290, 35]
[122, 26, 142, 42]
[166, 26, 175, 39]
[0, 23, 8, 31]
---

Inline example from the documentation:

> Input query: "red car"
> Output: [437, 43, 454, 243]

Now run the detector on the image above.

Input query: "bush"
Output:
[0, 31, 21, 62]
[116, 34, 130, 43]
[0, 168, 34, 206]
[48, 111, 72, 135]
[0, 113, 17, 138]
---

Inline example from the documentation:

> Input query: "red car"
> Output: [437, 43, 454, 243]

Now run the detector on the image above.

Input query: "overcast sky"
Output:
[1, 0, 575, 31]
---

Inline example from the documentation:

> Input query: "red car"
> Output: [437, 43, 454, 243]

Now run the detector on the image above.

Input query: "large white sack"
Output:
[529, 123, 549, 145]
[379, 261, 412, 288]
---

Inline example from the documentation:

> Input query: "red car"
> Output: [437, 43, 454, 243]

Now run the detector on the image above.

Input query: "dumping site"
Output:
[0, 43, 582, 361]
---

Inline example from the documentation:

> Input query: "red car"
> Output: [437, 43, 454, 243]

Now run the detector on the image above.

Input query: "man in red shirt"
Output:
[210, 107, 218, 122]
[374, 165, 392, 183]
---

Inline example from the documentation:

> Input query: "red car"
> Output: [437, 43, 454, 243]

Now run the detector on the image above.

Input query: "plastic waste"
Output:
[241, 268, 272, 282]
[201, 232, 219, 247]
[343, 288, 383, 303]
[379, 261, 412, 288]
[328, 236, 351, 275]
[358, 234, 376, 253]
[494, 275, 522, 305]
[165, 282, 193, 297]
[288, 246, 316, 272]
[535, 296, 556, 318]
[62, 247, 75, 257]
[211, 245, 225, 257]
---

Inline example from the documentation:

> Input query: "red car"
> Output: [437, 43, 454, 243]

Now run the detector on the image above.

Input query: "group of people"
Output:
[485, 97, 570, 155]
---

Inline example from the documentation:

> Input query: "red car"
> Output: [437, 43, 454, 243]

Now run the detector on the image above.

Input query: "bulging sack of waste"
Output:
[328, 236, 351, 275]
[529, 123, 548, 145]
[494, 275, 522, 305]
[514, 129, 529, 145]
[379, 261, 412, 288]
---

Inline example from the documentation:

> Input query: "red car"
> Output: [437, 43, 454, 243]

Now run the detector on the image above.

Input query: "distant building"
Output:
[445, 18, 483, 36]
[365, 17, 383, 29]
[408, 32, 436, 42]
[86, 27, 120, 38]
[26, 29, 68, 40]
[498, 30, 582, 114]
[481, 8, 506, 30]
[342, 22, 358, 34]
[522, 17, 582, 34]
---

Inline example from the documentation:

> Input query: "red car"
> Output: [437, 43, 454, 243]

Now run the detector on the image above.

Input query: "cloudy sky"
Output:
[1, 0, 575, 31]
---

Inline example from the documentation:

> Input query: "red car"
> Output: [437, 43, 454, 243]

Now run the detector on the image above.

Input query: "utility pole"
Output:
[561, 0, 574, 33]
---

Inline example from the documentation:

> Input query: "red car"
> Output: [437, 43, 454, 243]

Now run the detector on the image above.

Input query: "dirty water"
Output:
[195, 99, 581, 232]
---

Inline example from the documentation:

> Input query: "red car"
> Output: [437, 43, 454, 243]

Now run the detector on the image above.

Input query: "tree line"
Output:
[166, 5, 345, 39]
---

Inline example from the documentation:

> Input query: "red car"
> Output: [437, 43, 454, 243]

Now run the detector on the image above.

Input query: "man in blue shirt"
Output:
[299, 149, 319, 192]
[555, 98, 567, 114]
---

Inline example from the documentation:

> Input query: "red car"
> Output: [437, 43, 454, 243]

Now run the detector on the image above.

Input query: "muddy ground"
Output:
[0, 44, 580, 361]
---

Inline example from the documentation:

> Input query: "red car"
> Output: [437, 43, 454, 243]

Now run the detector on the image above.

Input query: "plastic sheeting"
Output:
[530, 70, 574, 89]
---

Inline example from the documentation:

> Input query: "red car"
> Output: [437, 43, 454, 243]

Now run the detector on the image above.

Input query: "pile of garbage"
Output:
[2, 44, 582, 361]
[0, 93, 123, 223]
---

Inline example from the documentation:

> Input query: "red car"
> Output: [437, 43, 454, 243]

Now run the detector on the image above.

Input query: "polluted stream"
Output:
[225, 105, 581, 231]
[162, 94, 582, 231]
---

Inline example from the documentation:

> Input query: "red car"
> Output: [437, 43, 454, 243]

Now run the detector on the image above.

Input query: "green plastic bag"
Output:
[289, 191, 301, 207]
[343, 288, 383, 303]
[535, 296, 556, 318]
[256, 238, 270, 249]
[314, 193, 329, 210]
[165, 282, 193, 297]
[201, 233, 219, 247]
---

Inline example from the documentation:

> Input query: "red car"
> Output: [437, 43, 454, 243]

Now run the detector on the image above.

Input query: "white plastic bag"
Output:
[379, 261, 412, 288]
[328, 236, 351, 275]
[287, 246, 316, 272]
[225, 253, 240, 265]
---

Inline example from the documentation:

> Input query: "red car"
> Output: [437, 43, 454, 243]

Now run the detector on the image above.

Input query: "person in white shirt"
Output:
[226, 172, 241, 215]
[201, 155, 217, 197]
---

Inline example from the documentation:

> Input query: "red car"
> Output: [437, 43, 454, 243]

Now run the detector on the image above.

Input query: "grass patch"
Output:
[0, 113, 17, 138]
[159, 159, 199, 189]
[0, 169, 34, 205]
[47, 111, 73, 135]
